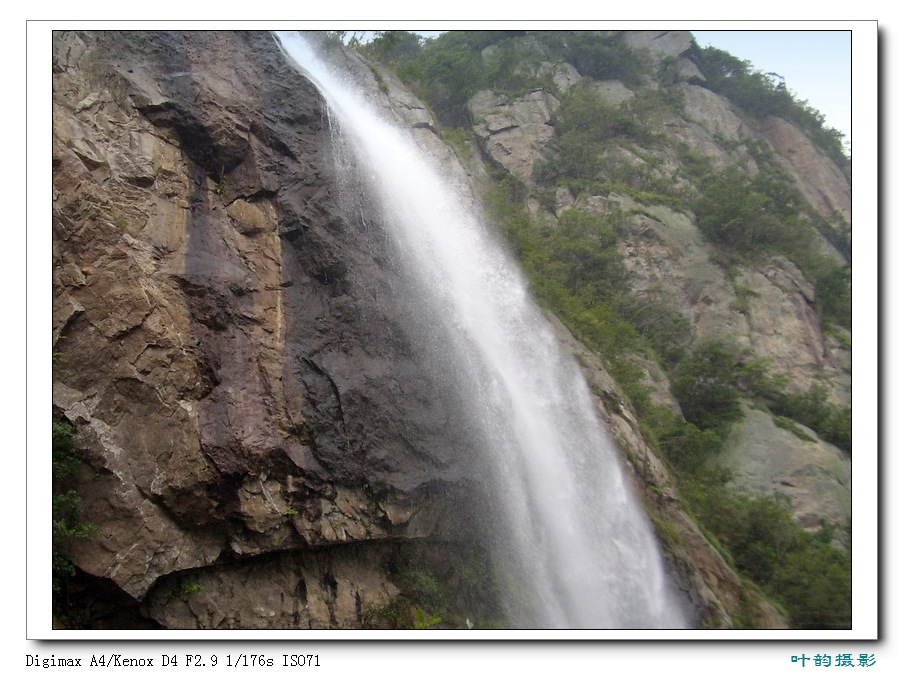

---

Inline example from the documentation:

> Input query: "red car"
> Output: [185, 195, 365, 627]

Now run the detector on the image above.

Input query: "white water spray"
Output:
[276, 31, 688, 629]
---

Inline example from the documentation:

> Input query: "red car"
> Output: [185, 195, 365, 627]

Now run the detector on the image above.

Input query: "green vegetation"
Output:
[534, 31, 647, 86]
[360, 30, 423, 67]
[109, 208, 128, 229]
[52, 419, 98, 616]
[645, 341, 851, 628]
[693, 168, 805, 254]
[368, 32, 852, 335]
[362, 542, 503, 630]
[213, 172, 228, 197]
[401, 568, 449, 614]
[671, 340, 747, 430]
[646, 343, 777, 473]
[772, 384, 852, 454]
[771, 414, 819, 443]
[557, 88, 648, 154]
[814, 262, 853, 330]
[412, 607, 443, 630]
[484, 180, 660, 407]
[366, 30, 849, 184]
[362, 568, 465, 630]
[680, 472, 852, 628]
[533, 87, 683, 187]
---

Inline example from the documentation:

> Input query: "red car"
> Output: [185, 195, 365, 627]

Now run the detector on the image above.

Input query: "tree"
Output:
[672, 341, 745, 430]
[52, 419, 97, 607]
[362, 31, 423, 65]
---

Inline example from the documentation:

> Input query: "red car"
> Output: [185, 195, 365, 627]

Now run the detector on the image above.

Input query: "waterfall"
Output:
[276, 31, 689, 629]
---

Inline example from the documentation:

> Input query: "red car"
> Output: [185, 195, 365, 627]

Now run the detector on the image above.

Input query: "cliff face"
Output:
[51, 30, 850, 630]
[52, 31, 491, 629]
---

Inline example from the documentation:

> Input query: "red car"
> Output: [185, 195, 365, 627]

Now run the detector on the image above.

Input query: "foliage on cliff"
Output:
[52, 418, 98, 620]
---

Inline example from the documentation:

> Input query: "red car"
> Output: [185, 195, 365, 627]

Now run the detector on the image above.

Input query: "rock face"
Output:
[721, 406, 851, 534]
[469, 89, 561, 186]
[761, 116, 852, 223]
[52, 31, 488, 628]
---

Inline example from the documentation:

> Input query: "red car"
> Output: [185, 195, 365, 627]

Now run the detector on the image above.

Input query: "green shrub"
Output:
[771, 533, 852, 629]
[393, 31, 546, 127]
[814, 263, 852, 330]
[360, 31, 424, 66]
[658, 419, 724, 473]
[671, 341, 746, 431]
[535, 31, 648, 87]
[700, 491, 851, 628]
[545, 208, 628, 297]
[52, 419, 98, 601]
[540, 87, 660, 183]
[412, 607, 443, 630]
[400, 570, 449, 613]
[693, 169, 801, 254]
[617, 295, 693, 368]
[773, 384, 851, 453]
[52, 420, 79, 480]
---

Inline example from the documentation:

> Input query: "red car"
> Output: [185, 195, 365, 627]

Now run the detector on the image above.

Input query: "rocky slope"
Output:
[51, 30, 850, 630]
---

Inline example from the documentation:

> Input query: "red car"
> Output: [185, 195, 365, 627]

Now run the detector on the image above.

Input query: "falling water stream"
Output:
[276, 31, 689, 629]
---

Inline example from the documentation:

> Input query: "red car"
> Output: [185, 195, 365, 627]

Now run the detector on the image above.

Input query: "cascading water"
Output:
[276, 31, 689, 629]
